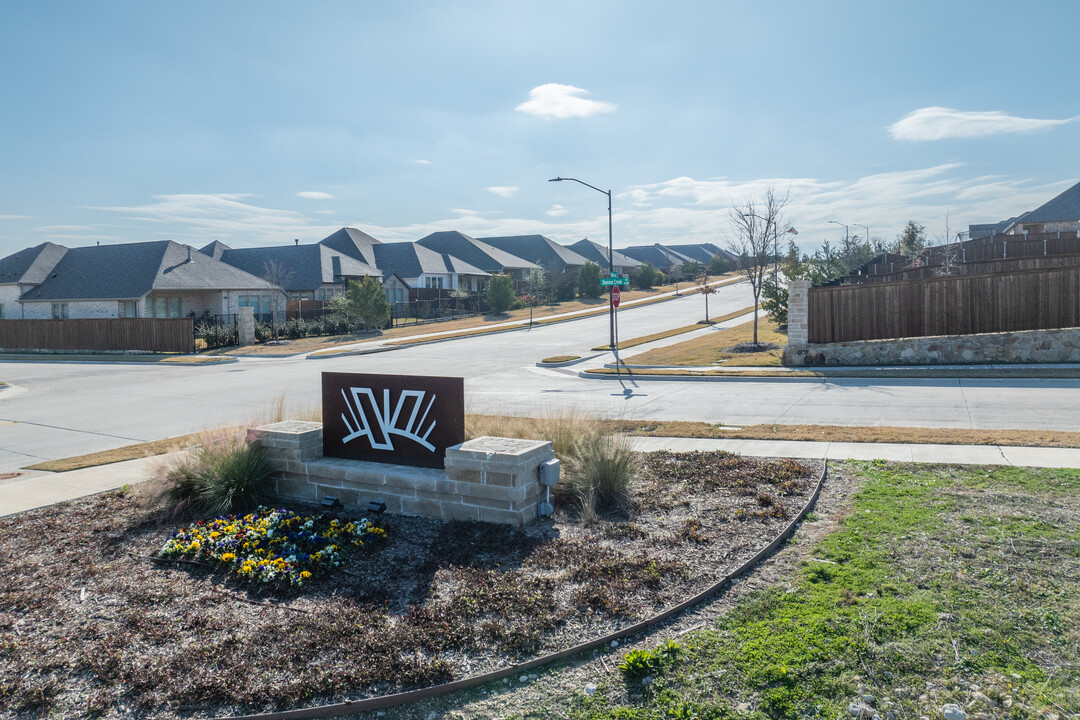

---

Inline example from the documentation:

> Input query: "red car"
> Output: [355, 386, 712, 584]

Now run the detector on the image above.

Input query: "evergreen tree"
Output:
[485, 274, 516, 314]
[577, 261, 602, 297]
[329, 276, 391, 331]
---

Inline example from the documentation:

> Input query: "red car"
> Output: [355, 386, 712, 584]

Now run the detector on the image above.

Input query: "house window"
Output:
[118, 300, 137, 318]
[425, 277, 444, 289]
[0, 303, 4, 319]
[152, 297, 181, 318]
[52, 303, 69, 319]
[239, 294, 274, 322]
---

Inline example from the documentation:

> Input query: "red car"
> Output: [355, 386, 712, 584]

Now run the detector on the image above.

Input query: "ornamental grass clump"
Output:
[559, 428, 638, 514]
[159, 506, 385, 586]
[162, 430, 272, 517]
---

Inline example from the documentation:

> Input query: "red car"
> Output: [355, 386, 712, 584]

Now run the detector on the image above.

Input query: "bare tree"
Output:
[728, 187, 789, 345]
[260, 259, 294, 291]
[935, 210, 962, 277]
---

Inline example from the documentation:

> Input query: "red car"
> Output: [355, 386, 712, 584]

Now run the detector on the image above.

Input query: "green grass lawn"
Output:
[564, 463, 1080, 720]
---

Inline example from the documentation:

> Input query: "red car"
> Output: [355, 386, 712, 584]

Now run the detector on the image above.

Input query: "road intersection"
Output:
[1, 280, 1079, 473]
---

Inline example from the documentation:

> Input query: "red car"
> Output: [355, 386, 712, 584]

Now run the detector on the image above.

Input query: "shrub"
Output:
[486, 274, 516, 314]
[328, 277, 391, 331]
[578, 261, 603, 297]
[162, 432, 273, 517]
[559, 429, 638, 512]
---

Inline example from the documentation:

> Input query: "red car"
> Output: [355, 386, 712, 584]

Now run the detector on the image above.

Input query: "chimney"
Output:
[295, 238, 299, 246]
[187, 246, 192, 262]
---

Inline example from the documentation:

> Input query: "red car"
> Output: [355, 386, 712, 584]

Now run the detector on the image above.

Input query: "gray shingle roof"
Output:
[20, 241, 281, 301]
[666, 243, 737, 264]
[416, 231, 538, 273]
[319, 227, 382, 266]
[1016, 180, 1080, 224]
[0, 242, 68, 285]
[371, 242, 488, 280]
[477, 235, 590, 271]
[621, 244, 695, 271]
[217, 244, 379, 293]
[198, 240, 232, 260]
[566, 239, 642, 269]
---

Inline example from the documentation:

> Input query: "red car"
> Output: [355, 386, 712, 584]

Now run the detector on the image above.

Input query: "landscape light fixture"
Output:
[322, 496, 342, 509]
[366, 500, 387, 515]
[548, 176, 616, 349]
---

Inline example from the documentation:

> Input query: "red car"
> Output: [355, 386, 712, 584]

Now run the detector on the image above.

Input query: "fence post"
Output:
[784, 280, 810, 366]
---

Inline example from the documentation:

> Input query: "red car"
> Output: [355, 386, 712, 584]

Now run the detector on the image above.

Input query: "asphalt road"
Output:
[1, 281, 1079, 472]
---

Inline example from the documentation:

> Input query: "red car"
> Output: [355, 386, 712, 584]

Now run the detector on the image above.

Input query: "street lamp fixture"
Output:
[829, 220, 849, 243]
[855, 224, 870, 246]
[549, 177, 616, 350]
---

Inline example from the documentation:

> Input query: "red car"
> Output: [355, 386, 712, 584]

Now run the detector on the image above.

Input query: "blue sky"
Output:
[2, 1, 1079, 257]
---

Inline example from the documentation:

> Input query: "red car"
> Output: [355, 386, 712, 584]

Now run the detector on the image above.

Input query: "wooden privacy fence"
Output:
[0, 318, 194, 353]
[808, 266, 1080, 343]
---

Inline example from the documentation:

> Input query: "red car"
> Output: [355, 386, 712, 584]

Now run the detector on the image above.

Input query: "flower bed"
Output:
[159, 507, 385, 586]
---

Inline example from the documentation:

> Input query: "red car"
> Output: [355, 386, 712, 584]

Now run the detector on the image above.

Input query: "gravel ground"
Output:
[0, 451, 820, 720]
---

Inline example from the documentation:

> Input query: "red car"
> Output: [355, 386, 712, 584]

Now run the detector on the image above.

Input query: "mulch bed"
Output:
[0, 451, 819, 719]
[722, 341, 780, 353]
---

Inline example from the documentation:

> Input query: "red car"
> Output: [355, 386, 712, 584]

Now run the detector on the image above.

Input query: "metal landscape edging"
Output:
[217, 460, 829, 720]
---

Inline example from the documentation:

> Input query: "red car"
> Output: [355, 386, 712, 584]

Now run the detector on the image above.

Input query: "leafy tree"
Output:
[760, 277, 788, 326]
[577, 261, 602, 297]
[707, 254, 730, 275]
[631, 262, 658, 289]
[328, 276, 391, 332]
[695, 270, 715, 323]
[898, 220, 927, 257]
[485, 273, 515, 314]
[524, 266, 547, 299]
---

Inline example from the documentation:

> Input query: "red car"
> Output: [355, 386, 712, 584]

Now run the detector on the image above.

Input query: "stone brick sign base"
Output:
[247, 421, 554, 526]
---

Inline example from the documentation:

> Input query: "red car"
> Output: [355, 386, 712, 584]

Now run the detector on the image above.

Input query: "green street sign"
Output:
[600, 277, 629, 286]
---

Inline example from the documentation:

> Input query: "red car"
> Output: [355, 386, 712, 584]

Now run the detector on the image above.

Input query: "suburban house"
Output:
[478, 234, 590, 277]
[666, 242, 736, 265]
[969, 181, 1080, 238]
[621, 244, 695, 272]
[371, 242, 490, 292]
[415, 231, 539, 281]
[565, 238, 641, 277]
[3, 240, 284, 320]
[0, 242, 69, 319]
[207, 242, 381, 304]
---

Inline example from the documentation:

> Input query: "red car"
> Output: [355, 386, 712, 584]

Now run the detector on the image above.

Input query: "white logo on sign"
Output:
[340, 387, 437, 452]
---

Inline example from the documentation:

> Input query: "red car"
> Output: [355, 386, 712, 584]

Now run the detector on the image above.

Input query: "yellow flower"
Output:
[300, 571, 312, 579]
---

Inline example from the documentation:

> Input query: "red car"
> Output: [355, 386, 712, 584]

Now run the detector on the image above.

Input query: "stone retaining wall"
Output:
[248, 421, 554, 526]
[784, 326, 1080, 366]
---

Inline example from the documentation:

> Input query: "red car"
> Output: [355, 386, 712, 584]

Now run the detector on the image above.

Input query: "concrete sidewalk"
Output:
[3, 439, 1078, 519]
[628, 437, 1080, 468]
[0, 453, 180, 518]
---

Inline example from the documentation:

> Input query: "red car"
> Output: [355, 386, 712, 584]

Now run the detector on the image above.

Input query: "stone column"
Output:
[784, 280, 810, 366]
[238, 306, 255, 346]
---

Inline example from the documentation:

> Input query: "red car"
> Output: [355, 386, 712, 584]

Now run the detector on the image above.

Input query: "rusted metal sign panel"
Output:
[322, 372, 465, 468]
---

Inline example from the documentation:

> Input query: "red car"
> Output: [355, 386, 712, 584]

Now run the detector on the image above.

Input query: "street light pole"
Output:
[549, 176, 616, 350]
[855, 223, 870, 246]
[829, 220, 849, 244]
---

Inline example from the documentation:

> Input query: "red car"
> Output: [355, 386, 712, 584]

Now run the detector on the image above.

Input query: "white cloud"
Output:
[312, 209, 336, 215]
[89, 193, 339, 247]
[888, 106, 1078, 141]
[547, 204, 567, 217]
[0, 214, 32, 220]
[411, 159, 431, 165]
[486, 186, 519, 198]
[34, 225, 95, 232]
[295, 191, 335, 199]
[515, 83, 616, 119]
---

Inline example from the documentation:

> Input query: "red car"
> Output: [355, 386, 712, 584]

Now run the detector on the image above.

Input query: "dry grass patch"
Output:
[23, 434, 206, 472]
[603, 419, 1080, 448]
[627, 315, 786, 367]
[591, 305, 757, 351]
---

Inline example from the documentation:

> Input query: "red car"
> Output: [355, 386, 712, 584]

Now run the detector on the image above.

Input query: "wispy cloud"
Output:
[547, 204, 567, 217]
[0, 215, 32, 220]
[295, 191, 335, 199]
[888, 106, 1079, 141]
[486, 186, 519, 198]
[89, 193, 338, 247]
[34, 225, 95, 232]
[515, 83, 616, 119]
[411, 159, 431, 165]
